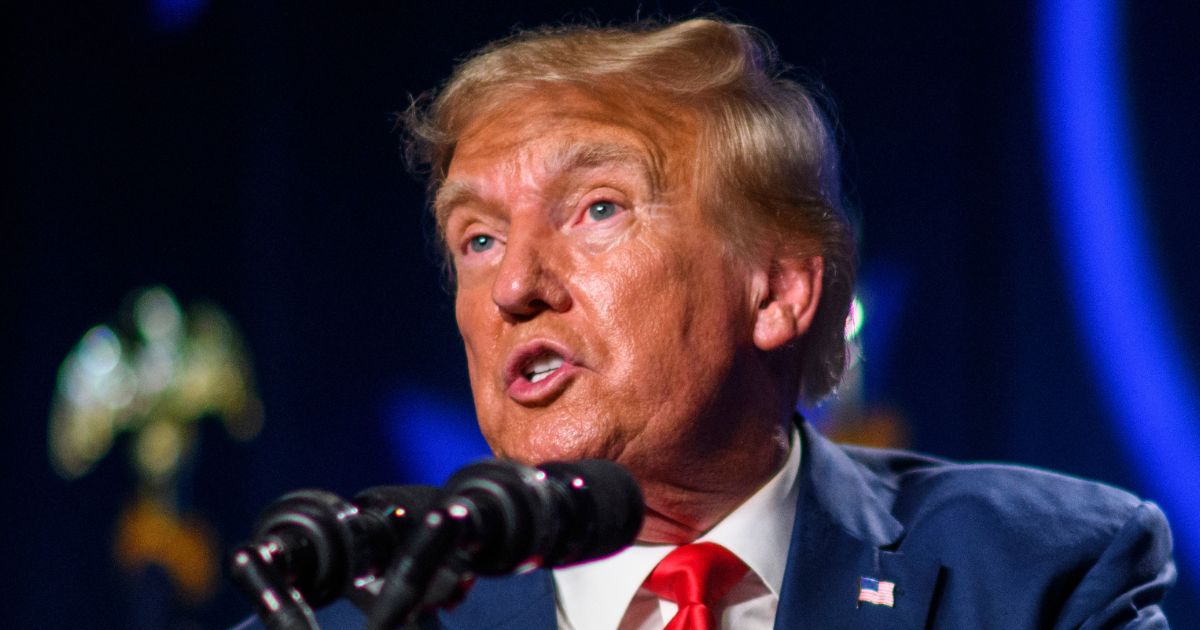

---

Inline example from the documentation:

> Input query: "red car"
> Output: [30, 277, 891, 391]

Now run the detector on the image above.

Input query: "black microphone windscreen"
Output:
[538, 459, 644, 566]
[363, 459, 644, 629]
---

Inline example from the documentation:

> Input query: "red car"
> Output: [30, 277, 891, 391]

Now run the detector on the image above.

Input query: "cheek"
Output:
[577, 247, 669, 332]
[454, 288, 502, 400]
[455, 286, 489, 349]
[582, 242, 724, 374]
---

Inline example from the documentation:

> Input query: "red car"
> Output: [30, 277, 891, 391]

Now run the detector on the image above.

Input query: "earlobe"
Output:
[752, 256, 824, 352]
[752, 301, 796, 351]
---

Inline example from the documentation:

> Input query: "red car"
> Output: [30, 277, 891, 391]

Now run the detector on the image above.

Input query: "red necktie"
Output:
[644, 542, 749, 630]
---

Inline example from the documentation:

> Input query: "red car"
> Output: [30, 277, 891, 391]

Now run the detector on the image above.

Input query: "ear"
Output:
[752, 255, 824, 352]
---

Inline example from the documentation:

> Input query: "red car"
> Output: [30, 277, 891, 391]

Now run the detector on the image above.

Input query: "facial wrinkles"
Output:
[567, 176, 689, 320]
[583, 145, 728, 343]
[480, 146, 555, 225]
[449, 151, 653, 243]
[586, 249, 729, 412]
[442, 94, 690, 259]
[455, 91, 758, 460]
[552, 141, 662, 198]
[515, 385, 626, 463]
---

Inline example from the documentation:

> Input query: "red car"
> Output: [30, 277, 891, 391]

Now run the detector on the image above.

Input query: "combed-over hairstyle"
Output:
[403, 17, 856, 404]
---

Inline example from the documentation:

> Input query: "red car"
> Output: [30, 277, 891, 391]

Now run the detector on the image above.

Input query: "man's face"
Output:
[439, 87, 769, 484]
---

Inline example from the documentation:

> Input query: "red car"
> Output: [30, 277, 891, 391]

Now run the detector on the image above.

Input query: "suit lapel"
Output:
[433, 569, 557, 630]
[775, 423, 942, 629]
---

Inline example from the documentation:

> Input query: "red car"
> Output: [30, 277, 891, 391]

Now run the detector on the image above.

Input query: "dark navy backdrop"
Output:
[6, 2, 1198, 627]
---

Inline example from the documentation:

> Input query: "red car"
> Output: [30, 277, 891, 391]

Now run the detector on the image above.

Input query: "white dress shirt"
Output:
[553, 428, 803, 630]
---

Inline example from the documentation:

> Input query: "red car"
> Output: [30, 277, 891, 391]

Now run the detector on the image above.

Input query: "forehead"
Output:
[435, 87, 698, 224]
[457, 84, 693, 158]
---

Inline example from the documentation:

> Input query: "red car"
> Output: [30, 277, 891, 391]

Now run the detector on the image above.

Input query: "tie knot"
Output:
[645, 542, 748, 608]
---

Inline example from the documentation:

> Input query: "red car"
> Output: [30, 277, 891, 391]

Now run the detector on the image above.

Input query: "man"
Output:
[266, 17, 1175, 629]
[402, 17, 1176, 629]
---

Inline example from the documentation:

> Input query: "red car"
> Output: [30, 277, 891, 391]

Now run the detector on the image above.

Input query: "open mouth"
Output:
[504, 341, 579, 404]
[523, 353, 564, 383]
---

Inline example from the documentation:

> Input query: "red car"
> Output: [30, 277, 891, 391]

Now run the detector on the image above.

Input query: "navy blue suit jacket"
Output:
[247, 422, 1176, 629]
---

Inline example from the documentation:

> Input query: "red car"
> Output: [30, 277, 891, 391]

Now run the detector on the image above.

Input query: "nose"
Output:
[491, 227, 572, 320]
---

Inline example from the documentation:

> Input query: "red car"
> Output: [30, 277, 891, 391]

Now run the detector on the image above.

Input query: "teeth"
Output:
[525, 355, 564, 383]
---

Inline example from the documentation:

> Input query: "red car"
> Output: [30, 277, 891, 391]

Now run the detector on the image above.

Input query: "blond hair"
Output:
[403, 18, 856, 403]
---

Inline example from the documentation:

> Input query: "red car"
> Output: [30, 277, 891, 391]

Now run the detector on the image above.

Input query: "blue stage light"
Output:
[1038, 0, 1200, 582]
[385, 388, 491, 486]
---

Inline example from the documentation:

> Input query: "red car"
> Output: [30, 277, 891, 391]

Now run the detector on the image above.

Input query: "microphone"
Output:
[452, 458, 644, 572]
[229, 484, 441, 630]
[367, 458, 643, 629]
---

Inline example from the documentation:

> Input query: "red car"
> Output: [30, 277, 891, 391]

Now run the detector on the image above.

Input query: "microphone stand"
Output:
[229, 538, 320, 630]
[367, 461, 550, 630]
[229, 486, 445, 630]
[230, 458, 641, 630]
[365, 503, 477, 630]
[366, 458, 645, 629]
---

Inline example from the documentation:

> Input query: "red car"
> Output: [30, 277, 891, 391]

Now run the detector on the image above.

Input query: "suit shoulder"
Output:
[841, 444, 1154, 553]
[832, 442, 1175, 626]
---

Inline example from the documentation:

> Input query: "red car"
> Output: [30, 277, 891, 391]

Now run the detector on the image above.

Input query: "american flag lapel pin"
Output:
[857, 576, 896, 608]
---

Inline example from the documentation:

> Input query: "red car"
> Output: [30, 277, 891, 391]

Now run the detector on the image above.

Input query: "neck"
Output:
[634, 420, 791, 544]
[631, 345, 802, 545]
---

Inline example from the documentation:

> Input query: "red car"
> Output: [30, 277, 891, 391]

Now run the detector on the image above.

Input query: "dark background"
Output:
[6, 1, 1198, 627]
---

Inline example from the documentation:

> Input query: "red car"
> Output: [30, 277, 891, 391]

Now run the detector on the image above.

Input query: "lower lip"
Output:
[507, 362, 579, 405]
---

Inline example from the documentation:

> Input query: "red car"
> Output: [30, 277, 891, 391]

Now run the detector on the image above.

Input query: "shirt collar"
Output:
[553, 426, 802, 629]
[697, 424, 802, 596]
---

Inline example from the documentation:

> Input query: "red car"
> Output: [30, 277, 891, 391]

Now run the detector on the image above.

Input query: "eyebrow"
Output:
[552, 142, 658, 183]
[433, 140, 663, 232]
[433, 180, 482, 234]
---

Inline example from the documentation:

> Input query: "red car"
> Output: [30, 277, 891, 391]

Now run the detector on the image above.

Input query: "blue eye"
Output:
[587, 201, 618, 221]
[467, 235, 494, 253]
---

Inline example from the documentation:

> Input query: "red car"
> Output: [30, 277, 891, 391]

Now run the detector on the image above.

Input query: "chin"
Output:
[502, 442, 591, 466]
[497, 424, 614, 465]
